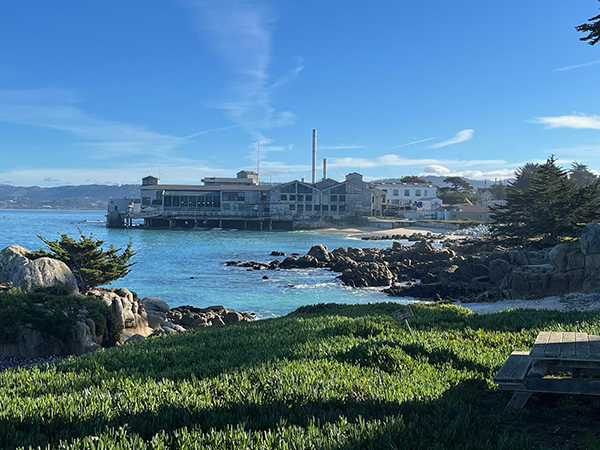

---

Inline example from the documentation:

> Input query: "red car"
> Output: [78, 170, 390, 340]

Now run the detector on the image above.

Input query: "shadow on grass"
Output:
[1, 378, 516, 450]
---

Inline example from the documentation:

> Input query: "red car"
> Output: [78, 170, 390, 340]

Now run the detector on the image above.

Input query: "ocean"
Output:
[0, 210, 410, 317]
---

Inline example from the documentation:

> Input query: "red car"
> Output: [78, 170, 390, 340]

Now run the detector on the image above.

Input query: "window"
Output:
[297, 184, 313, 193]
[393, 189, 398, 196]
[415, 189, 421, 196]
[306, 204, 313, 211]
[306, 195, 312, 202]
[332, 185, 346, 194]
[298, 204, 304, 212]
[281, 184, 296, 193]
[424, 189, 428, 197]
[180, 196, 188, 207]
[314, 205, 321, 211]
[330, 195, 337, 202]
[322, 205, 329, 212]
[172, 196, 180, 207]
[289, 204, 296, 211]
[222, 191, 245, 202]
[339, 205, 346, 213]
[404, 189, 410, 196]
[142, 197, 151, 205]
[289, 194, 296, 201]
[338, 195, 345, 202]
[164, 196, 172, 207]
[156, 191, 162, 199]
[330, 205, 337, 212]
[297, 195, 303, 201]
[280, 194, 287, 201]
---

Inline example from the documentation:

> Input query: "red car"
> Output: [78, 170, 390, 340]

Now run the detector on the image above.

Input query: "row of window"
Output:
[164, 195, 220, 208]
[280, 194, 346, 202]
[288, 204, 346, 213]
[388, 189, 429, 197]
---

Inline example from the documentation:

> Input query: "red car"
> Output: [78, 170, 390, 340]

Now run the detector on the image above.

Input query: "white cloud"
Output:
[533, 114, 600, 130]
[423, 164, 451, 176]
[0, 89, 185, 158]
[328, 154, 505, 169]
[421, 165, 514, 180]
[555, 59, 600, 72]
[430, 129, 474, 148]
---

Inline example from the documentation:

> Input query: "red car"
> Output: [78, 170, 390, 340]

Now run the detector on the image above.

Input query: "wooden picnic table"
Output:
[495, 331, 600, 409]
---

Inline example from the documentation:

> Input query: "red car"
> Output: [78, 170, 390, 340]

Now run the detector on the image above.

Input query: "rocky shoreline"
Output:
[227, 222, 600, 305]
[0, 244, 255, 359]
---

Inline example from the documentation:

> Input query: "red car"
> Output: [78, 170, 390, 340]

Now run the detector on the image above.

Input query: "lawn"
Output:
[1, 302, 600, 449]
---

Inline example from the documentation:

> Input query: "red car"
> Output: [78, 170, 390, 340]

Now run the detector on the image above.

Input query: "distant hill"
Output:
[0, 184, 140, 210]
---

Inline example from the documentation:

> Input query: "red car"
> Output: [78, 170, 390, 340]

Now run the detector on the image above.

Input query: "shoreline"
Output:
[460, 292, 600, 314]
[302, 225, 465, 240]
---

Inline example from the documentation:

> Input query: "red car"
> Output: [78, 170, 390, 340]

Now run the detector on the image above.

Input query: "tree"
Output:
[443, 176, 473, 192]
[491, 156, 600, 241]
[570, 162, 598, 187]
[400, 175, 430, 184]
[576, 0, 600, 45]
[489, 182, 507, 200]
[28, 229, 136, 293]
[511, 163, 540, 191]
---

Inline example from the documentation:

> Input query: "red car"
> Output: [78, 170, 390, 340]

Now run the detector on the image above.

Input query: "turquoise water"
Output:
[0, 210, 408, 317]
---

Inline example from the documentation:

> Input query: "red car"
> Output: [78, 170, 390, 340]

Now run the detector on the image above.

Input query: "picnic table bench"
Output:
[495, 331, 600, 409]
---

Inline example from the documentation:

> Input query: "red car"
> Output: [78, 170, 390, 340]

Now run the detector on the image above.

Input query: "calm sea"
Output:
[0, 210, 409, 317]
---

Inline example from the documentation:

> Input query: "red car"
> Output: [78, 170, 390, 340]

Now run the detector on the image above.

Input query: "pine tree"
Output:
[576, 0, 600, 46]
[28, 229, 136, 292]
[491, 156, 600, 241]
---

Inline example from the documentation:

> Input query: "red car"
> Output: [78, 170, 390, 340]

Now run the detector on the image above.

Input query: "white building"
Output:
[375, 182, 439, 208]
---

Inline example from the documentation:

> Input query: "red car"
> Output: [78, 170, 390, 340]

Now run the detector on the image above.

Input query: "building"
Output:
[269, 172, 384, 220]
[436, 204, 493, 222]
[108, 171, 383, 229]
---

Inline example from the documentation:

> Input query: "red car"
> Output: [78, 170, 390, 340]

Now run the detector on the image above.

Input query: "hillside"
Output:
[0, 184, 139, 210]
[1, 302, 599, 449]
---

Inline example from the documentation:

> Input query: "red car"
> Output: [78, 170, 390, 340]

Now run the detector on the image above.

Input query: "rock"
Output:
[142, 297, 170, 313]
[489, 258, 510, 284]
[223, 311, 243, 324]
[210, 316, 225, 326]
[270, 251, 285, 256]
[549, 244, 577, 272]
[11, 257, 79, 295]
[0, 245, 30, 283]
[581, 223, 600, 256]
[566, 250, 586, 272]
[340, 262, 394, 288]
[307, 244, 330, 262]
[124, 334, 145, 344]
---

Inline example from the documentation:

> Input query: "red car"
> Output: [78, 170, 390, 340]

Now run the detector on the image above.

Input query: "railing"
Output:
[127, 209, 272, 219]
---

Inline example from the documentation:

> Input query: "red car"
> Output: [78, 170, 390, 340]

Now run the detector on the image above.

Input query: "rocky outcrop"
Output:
[0, 246, 78, 294]
[165, 304, 253, 330]
[88, 288, 152, 340]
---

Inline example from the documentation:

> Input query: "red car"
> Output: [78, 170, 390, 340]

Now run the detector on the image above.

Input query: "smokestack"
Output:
[312, 129, 317, 184]
[323, 158, 327, 180]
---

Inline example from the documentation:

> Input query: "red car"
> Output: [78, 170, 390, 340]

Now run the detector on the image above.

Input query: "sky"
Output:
[1, 0, 600, 187]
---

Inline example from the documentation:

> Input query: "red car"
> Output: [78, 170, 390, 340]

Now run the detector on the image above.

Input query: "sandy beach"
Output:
[460, 293, 600, 314]
[307, 225, 463, 239]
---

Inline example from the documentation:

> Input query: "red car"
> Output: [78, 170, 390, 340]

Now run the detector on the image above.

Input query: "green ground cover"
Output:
[1, 303, 600, 449]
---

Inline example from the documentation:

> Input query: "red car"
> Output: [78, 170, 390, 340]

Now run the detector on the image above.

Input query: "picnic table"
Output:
[495, 331, 600, 409]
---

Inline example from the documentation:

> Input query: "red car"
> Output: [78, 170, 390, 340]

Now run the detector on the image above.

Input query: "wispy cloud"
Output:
[533, 113, 600, 130]
[390, 137, 435, 149]
[319, 144, 366, 150]
[0, 88, 185, 158]
[430, 129, 474, 148]
[183, 0, 301, 146]
[555, 59, 600, 72]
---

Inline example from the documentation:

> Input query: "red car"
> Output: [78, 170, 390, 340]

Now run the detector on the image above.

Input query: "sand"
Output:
[307, 225, 464, 239]
[460, 293, 600, 314]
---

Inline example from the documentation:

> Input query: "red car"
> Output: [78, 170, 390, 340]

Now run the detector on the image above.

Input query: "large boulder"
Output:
[340, 262, 394, 288]
[489, 258, 510, 284]
[88, 288, 151, 339]
[142, 296, 170, 329]
[307, 244, 330, 262]
[0, 245, 30, 283]
[11, 257, 79, 294]
[549, 244, 578, 272]
[581, 223, 600, 256]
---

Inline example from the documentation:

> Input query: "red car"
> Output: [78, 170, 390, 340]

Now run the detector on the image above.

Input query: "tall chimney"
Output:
[312, 129, 317, 184]
[323, 158, 327, 180]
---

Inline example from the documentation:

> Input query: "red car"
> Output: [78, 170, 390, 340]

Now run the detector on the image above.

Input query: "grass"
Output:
[1, 302, 600, 449]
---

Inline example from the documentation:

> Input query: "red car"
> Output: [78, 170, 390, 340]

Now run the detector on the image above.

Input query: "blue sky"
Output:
[1, 0, 599, 186]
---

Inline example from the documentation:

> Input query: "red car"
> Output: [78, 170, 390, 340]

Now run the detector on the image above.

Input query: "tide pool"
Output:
[0, 210, 411, 317]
